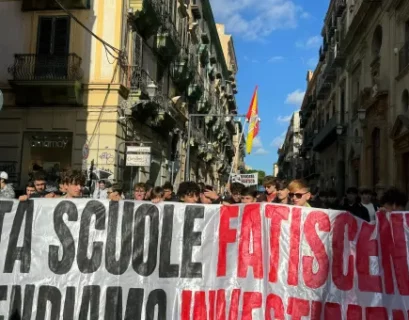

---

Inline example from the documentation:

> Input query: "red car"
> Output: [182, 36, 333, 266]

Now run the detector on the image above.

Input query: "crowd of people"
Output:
[0, 170, 408, 220]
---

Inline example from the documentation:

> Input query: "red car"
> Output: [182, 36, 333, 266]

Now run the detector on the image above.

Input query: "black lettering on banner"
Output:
[159, 205, 179, 278]
[146, 289, 167, 320]
[132, 204, 159, 276]
[4, 201, 33, 273]
[0, 201, 13, 240]
[0, 286, 7, 320]
[77, 201, 106, 273]
[181, 206, 204, 278]
[49, 201, 78, 274]
[35, 286, 61, 320]
[106, 201, 133, 275]
[63, 287, 76, 320]
[105, 287, 122, 320]
[124, 288, 144, 320]
[9, 285, 35, 320]
[79, 285, 100, 320]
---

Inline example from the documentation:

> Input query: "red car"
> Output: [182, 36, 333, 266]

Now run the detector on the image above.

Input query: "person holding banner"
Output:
[133, 183, 147, 201]
[379, 187, 408, 212]
[60, 169, 86, 199]
[223, 182, 244, 204]
[241, 187, 257, 203]
[288, 179, 311, 207]
[107, 184, 123, 201]
[177, 181, 200, 203]
[273, 179, 290, 205]
[257, 176, 278, 203]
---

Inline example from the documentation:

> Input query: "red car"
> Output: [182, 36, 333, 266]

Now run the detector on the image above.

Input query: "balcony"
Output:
[156, 21, 181, 59]
[188, 72, 204, 102]
[316, 74, 331, 100]
[335, 0, 346, 16]
[130, 0, 163, 38]
[22, 0, 89, 10]
[399, 41, 409, 74]
[191, 4, 202, 20]
[170, 57, 193, 91]
[313, 116, 337, 151]
[9, 53, 83, 105]
[333, 43, 345, 66]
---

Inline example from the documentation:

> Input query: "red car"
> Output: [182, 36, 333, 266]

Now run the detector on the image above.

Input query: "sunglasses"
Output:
[289, 192, 309, 199]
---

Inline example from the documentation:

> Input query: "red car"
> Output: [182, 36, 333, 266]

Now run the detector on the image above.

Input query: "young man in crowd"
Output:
[162, 181, 177, 202]
[288, 179, 311, 207]
[61, 170, 86, 199]
[326, 189, 341, 210]
[144, 180, 154, 200]
[150, 187, 165, 203]
[177, 181, 200, 204]
[241, 188, 258, 204]
[341, 187, 370, 221]
[257, 176, 278, 202]
[0, 171, 15, 199]
[223, 182, 244, 204]
[107, 184, 123, 201]
[93, 180, 108, 200]
[360, 188, 378, 221]
[274, 180, 290, 205]
[309, 186, 324, 208]
[133, 182, 147, 201]
[380, 187, 408, 212]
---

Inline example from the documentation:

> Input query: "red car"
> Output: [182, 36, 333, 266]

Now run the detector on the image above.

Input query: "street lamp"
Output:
[358, 108, 366, 121]
[336, 125, 344, 135]
[184, 113, 246, 181]
[146, 82, 158, 99]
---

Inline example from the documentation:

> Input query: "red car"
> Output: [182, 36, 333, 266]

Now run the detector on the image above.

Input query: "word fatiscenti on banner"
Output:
[0, 200, 409, 319]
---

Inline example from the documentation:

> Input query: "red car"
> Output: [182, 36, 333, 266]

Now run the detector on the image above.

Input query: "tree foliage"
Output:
[245, 169, 266, 185]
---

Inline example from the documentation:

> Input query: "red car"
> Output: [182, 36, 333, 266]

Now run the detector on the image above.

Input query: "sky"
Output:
[210, 0, 329, 174]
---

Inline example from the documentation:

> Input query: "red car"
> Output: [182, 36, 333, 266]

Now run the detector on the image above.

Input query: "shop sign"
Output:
[31, 140, 68, 149]
[126, 146, 151, 167]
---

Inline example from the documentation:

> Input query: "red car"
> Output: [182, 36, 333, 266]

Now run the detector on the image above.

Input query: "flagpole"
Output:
[228, 118, 248, 184]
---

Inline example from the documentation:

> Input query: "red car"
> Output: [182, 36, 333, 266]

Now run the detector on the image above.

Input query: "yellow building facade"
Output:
[0, 0, 238, 193]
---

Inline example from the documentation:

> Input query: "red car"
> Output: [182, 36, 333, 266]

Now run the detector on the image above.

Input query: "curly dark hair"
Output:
[61, 169, 86, 186]
[177, 181, 200, 198]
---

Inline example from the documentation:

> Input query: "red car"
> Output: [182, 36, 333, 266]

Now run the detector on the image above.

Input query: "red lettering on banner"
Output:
[265, 205, 289, 283]
[347, 305, 362, 320]
[228, 289, 240, 320]
[356, 223, 382, 293]
[311, 301, 322, 320]
[209, 290, 215, 320]
[332, 213, 357, 291]
[392, 310, 405, 320]
[181, 290, 192, 320]
[288, 207, 302, 286]
[287, 297, 310, 320]
[238, 204, 263, 279]
[265, 294, 284, 320]
[217, 206, 239, 277]
[193, 291, 207, 320]
[378, 213, 409, 295]
[242, 292, 262, 320]
[325, 302, 342, 320]
[303, 211, 330, 289]
[366, 307, 388, 319]
[216, 290, 226, 320]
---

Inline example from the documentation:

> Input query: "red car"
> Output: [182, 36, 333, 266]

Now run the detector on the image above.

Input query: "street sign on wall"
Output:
[126, 146, 151, 167]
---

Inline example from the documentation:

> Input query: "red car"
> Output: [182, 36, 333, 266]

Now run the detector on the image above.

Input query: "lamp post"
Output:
[184, 113, 246, 181]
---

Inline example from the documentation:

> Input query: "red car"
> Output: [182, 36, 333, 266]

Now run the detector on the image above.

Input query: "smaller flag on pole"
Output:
[246, 86, 260, 154]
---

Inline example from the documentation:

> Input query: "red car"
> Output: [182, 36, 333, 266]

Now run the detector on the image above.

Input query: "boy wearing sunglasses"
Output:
[288, 179, 311, 207]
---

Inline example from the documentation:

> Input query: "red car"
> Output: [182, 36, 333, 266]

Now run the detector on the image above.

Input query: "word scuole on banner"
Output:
[0, 200, 409, 319]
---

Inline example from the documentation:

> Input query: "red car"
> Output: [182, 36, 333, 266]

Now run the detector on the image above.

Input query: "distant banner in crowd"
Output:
[0, 199, 409, 318]
[231, 173, 258, 186]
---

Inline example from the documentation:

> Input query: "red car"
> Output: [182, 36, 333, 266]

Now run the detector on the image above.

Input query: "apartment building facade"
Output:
[0, 0, 238, 191]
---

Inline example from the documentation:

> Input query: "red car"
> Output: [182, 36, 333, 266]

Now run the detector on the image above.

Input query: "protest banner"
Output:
[231, 173, 258, 186]
[0, 199, 408, 319]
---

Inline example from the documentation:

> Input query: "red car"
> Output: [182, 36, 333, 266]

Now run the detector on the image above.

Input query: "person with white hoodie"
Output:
[0, 172, 15, 199]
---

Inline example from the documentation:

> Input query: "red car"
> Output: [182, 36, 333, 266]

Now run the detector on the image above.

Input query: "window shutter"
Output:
[37, 17, 53, 54]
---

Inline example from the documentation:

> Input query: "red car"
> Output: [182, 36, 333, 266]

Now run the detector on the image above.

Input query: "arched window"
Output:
[371, 25, 383, 60]
[402, 89, 409, 113]
[372, 128, 381, 186]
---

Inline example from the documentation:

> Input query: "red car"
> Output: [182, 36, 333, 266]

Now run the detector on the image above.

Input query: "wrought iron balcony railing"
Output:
[9, 53, 83, 81]
[399, 41, 409, 74]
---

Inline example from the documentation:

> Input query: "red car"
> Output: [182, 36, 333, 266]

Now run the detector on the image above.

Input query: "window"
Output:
[402, 89, 409, 113]
[372, 128, 381, 186]
[371, 25, 382, 60]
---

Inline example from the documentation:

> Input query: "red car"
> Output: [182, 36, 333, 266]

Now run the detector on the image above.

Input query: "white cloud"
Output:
[300, 12, 311, 19]
[285, 89, 305, 107]
[296, 35, 321, 49]
[277, 115, 292, 123]
[210, 0, 308, 40]
[306, 57, 317, 68]
[270, 131, 287, 148]
[268, 56, 284, 63]
[254, 148, 269, 155]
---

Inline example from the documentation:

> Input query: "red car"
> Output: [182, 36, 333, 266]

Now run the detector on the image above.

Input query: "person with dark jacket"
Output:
[325, 189, 342, 210]
[257, 176, 278, 203]
[341, 187, 370, 222]
[162, 181, 178, 202]
[224, 182, 244, 204]
[273, 179, 291, 205]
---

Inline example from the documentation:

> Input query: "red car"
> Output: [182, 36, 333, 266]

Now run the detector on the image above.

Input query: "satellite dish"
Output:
[0, 90, 3, 111]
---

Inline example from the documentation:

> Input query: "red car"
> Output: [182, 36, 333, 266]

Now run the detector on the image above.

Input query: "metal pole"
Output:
[228, 119, 248, 183]
[185, 114, 192, 181]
